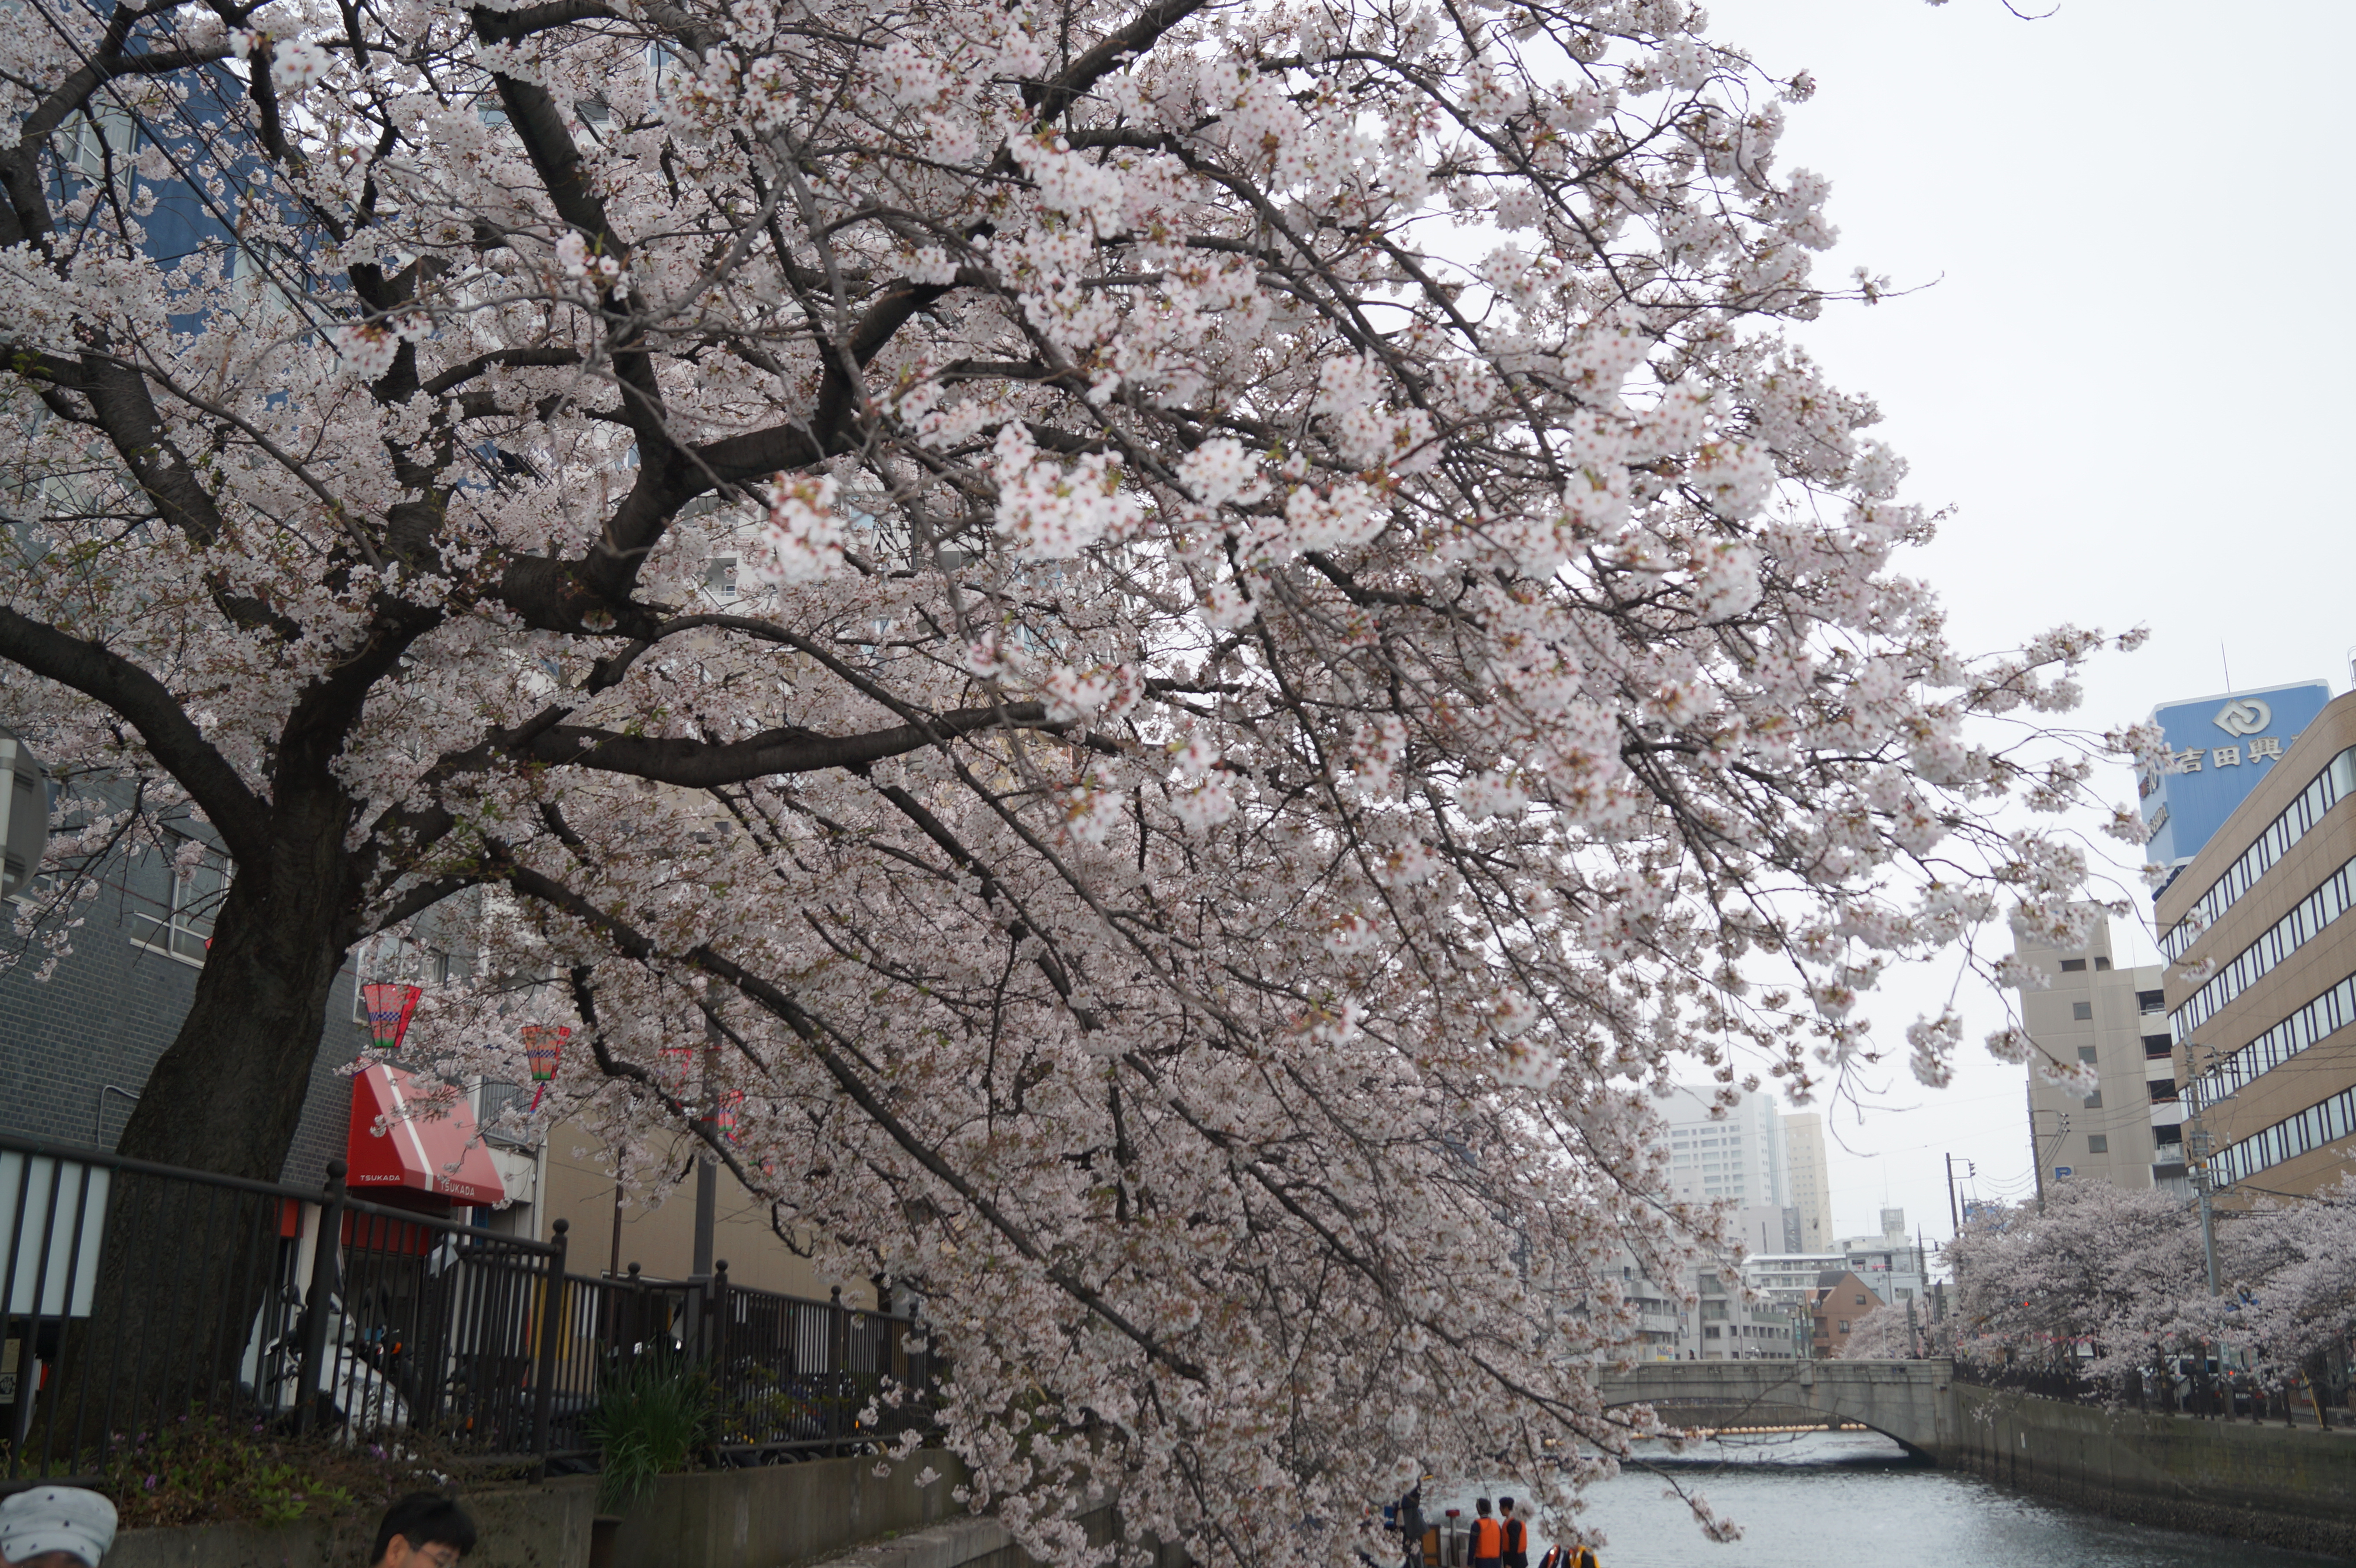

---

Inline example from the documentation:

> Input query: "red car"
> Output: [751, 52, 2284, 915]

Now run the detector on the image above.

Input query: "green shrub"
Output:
[584, 1351, 713, 1515]
[86, 1412, 359, 1528]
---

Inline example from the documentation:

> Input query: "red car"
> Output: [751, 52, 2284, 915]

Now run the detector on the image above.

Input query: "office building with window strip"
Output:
[2159, 689, 2356, 1203]
[2011, 908, 2176, 1192]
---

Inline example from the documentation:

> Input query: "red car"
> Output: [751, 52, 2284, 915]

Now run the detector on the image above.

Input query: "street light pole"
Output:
[693, 1003, 719, 1280]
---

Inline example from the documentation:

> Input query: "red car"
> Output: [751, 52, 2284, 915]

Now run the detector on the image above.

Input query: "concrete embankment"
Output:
[107, 1448, 975, 1568]
[1950, 1385, 2356, 1559]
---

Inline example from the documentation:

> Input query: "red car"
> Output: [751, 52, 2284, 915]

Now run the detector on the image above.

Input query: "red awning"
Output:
[346, 1063, 507, 1206]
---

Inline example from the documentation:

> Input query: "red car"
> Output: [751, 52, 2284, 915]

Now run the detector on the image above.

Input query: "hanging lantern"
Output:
[362, 983, 421, 1051]
[522, 1023, 570, 1082]
[713, 1089, 744, 1141]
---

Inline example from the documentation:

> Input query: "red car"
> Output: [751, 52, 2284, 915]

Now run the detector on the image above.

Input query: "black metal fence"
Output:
[546, 1261, 937, 1461]
[0, 1132, 936, 1481]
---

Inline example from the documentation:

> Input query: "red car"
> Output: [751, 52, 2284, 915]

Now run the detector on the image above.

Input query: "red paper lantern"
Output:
[362, 983, 421, 1050]
[713, 1088, 744, 1141]
[522, 1023, 570, 1082]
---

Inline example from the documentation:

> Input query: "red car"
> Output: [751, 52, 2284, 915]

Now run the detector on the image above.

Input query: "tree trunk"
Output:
[114, 806, 359, 1179]
[38, 805, 365, 1464]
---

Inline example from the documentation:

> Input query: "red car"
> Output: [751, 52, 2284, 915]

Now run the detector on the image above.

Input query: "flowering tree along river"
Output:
[1862, 1179, 2356, 1413]
[2, 0, 2147, 1555]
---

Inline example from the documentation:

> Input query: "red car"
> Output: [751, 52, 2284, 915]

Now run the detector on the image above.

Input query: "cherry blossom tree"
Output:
[2, 0, 2144, 1555]
[1942, 1179, 2356, 1414]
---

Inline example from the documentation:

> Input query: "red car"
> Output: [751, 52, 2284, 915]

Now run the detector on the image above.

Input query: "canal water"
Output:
[1440, 1429, 2338, 1566]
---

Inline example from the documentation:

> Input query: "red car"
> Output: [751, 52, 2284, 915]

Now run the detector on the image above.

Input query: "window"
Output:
[2150, 1079, 2180, 1103]
[2138, 989, 2166, 1014]
[2060, 958, 2087, 972]
[2173, 857, 2356, 1034]
[350, 935, 459, 1019]
[2083, 1091, 2103, 1110]
[2073, 1002, 2094, 1021]
[2144, 1034, 2174, 1059]
[705, 557, 738, 597]
[1838, 1320, 1852, 1334]
[2087, 1135, 2109, 1154]
[2154, 1123, 2183, 1147]
[2078, 1046, 2099, 1063]
[131, 836, 228, 964]
[1855, 1293, 1868, 1306]
[2163, 747, 2356, 960]
[61, 107, 138, 190]
[2095, 957, 2112, 971]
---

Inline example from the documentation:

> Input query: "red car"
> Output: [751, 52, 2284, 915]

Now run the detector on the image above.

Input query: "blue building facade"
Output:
[2139, 681, 2334, 885]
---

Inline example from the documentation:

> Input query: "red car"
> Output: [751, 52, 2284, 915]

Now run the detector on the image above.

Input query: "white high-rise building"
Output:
[1780, 1112, 1835, 1254]
[1659, 1085, 1791, 1220]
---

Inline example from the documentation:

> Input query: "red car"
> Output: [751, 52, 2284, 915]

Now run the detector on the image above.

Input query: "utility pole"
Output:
[1942, 1158, 1974, 1290]
[2026, 1082, 2069, 1213]
[2183, 1046, 2221, 1296]
[2027, 1081, 2046, 1212]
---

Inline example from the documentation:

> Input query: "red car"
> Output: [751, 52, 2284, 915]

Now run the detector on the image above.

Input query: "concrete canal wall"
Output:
[1950, 1385, 2356, 1559]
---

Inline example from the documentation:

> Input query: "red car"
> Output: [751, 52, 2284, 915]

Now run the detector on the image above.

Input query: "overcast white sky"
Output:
[1682, 0, 2356, 1242]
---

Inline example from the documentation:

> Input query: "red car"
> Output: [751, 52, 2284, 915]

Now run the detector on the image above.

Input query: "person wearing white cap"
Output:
[0, 1486, 117, 1568]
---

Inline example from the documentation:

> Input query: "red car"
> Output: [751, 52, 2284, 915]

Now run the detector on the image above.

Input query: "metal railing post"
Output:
[709, 1259, 730, 1364]
[708, 1259, 730, 1442]
[533, 1218, 569, 1475]
[297, 1159, 347, 1435]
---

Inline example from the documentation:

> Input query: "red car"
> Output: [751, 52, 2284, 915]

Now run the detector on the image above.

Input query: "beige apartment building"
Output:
[2012, 911, 2175, 1189]
[2159, 693, 2356, 1203]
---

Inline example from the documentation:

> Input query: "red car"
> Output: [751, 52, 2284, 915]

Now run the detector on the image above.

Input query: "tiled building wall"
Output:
[0, 784, 369, 1185]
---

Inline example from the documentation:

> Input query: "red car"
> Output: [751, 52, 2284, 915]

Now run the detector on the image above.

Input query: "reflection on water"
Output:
[1440, 1430, 2336, 1568]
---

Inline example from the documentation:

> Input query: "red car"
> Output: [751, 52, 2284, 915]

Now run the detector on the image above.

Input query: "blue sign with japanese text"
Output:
[2139, 681, 2333, 869]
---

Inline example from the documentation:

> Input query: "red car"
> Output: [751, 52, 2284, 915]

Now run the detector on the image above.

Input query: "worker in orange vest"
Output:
[1497, 1498, 1529, 1568]
[1537, 1546, 1597, 1568]
[1466, 1500, 1503, 1568]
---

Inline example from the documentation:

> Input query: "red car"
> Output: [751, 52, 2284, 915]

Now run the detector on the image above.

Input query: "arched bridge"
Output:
[1596, 1359, 1957, 1459]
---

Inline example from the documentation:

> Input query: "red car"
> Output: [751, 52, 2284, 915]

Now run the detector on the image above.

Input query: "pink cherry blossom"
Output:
[0, 0, 2157, 1559]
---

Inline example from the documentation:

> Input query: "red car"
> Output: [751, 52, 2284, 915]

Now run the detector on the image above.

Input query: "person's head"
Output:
[1475, 1499, 1492, 1517]
[1498, 1498, 1515, 1515]
[370, 1494, 476, 1568]
[0, 1486, 117, 1568]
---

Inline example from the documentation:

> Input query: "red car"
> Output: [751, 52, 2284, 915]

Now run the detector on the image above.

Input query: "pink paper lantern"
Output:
[362, 983, 421, 1050]
[522, 1023, 570, 1082]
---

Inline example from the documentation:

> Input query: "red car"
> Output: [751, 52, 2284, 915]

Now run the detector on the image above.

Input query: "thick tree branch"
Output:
[1023, 0, 1212, 122]
[522, 702, 1056, 785]
[0, 608, 270, 863]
